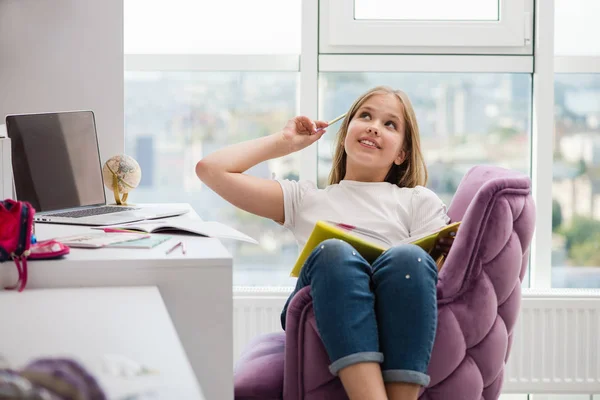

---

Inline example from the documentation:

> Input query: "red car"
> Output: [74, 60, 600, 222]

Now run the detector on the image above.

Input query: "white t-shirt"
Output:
[277, 179, 451, 251]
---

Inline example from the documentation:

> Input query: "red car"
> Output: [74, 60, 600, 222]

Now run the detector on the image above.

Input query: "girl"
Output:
[196, 86, 453, 400]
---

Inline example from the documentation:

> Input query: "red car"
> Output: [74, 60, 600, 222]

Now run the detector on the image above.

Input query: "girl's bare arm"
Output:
[195, 117, 327, 224]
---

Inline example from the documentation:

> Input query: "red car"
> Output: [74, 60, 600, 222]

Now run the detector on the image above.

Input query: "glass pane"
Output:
[318, 72, 531, 200]
[318, 73, 532, 286]
[552, 74, 600, 288]
[124, 0, 301, 54]
[354, 0, 499, 21]
[124, 71, 299, 287]
[318, 73, 532, 199]
[555, 0, 600, 56]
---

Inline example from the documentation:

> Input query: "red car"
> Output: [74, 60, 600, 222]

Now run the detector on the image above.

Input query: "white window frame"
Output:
[530, 0, 555, 289]
[318, 54, 532, 73]
[319, 0, 533, 54]
[124, 0, 600, 291]
[555, 56, 600, 73]
[124, 54, 299, 72]
[299, 0, 320, 183]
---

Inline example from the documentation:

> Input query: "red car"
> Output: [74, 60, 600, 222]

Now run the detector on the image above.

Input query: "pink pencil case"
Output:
[28, 239, 70, 260]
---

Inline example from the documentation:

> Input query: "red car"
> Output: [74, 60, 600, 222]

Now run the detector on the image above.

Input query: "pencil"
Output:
[316, 112, 347, 133]
[165, 241, 183, 255]
[328, 113, 347, 125]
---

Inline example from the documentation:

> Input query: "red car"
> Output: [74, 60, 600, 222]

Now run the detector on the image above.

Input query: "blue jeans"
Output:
[281, 239, 438, 386]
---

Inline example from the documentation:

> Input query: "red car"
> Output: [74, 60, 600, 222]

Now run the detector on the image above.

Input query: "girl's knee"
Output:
[306, 239, 368, 277]
[316, 238, 354, 256]
[385, 244, 431, 263]
[374, 245, 438, 281]
[310, 239, 365, 268]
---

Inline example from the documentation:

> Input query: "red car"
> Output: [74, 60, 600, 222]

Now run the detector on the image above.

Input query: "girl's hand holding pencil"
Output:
[280, 113, 346, 153]
[316, 113, 346, 133]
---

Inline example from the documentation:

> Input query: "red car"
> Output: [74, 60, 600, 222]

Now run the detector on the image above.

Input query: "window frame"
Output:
[124, 54, 299, 72]
[555, 56, 600, 73]
[530, 0, 555, 289]
[318, 54, 533, 73]
[319, 0, 533, 54]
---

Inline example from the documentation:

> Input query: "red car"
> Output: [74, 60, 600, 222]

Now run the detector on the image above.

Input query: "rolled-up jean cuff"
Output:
[382, 369, 430, 386]
[328, 352, 384, 376]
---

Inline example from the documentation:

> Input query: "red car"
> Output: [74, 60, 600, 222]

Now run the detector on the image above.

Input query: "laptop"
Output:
[6, 110, 189, 226]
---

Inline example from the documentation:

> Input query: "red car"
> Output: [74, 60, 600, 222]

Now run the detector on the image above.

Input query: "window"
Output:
[320, 0, 531, 52]
[318, 73, 533, 209]
[125, 0, 302, 287]
[552, 74, 600, 288]
[354, 0, 499, 21]
[555, 0, 600, 56]
[552, 0, 600, 288]
[123, 1, 600, 291]
[124, 71, 300, 287]
[124, 0, 301, 54]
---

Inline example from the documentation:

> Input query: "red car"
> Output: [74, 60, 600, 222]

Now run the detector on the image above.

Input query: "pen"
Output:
[165, 241, 184, 255]
[316, 113, 347, 133]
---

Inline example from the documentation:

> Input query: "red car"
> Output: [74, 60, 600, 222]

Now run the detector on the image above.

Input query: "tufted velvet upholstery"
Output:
[234, 165, 536, 400]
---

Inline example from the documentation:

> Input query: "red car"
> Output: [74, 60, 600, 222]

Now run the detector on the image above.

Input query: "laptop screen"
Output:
[6, 111, 106, 212]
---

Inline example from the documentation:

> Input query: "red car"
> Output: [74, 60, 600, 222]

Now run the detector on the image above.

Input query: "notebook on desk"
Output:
[6, 111, 188, 225]
[95, 219, 259, 244]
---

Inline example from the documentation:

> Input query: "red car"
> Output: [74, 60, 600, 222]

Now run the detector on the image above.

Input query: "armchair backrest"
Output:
[424, 165, 535, 397]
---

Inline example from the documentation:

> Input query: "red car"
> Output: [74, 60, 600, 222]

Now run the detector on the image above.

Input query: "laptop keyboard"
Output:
[46, 206, 138, 218]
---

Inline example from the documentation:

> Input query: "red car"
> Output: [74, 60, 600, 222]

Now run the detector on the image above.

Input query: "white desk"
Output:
[0, 286, 204, 399]
[0, 204, 233, 400]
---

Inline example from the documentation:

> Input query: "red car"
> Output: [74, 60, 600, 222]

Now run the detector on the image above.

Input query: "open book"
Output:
[94, 219, 258, 244]
[290, 220, 461, 277]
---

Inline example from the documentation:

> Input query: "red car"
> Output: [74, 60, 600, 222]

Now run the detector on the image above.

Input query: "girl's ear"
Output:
[394, 149, 406, 166]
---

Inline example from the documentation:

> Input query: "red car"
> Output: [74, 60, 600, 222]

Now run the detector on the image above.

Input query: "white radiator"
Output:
[233, 287, 289, 362]
[233, 287, 600, 394]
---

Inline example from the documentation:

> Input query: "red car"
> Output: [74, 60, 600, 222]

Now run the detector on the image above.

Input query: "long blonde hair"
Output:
[328, 86, 428, 188]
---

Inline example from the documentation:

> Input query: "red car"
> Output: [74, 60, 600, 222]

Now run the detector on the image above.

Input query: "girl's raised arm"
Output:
[195, 116, 327, 224]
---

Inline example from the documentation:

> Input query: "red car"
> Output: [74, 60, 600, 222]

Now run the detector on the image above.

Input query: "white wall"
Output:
[0, 0, 124, 161]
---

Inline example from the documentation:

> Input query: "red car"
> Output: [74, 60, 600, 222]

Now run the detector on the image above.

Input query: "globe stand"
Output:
[111, 174, 129, 205]
[107, 165, 135, 206]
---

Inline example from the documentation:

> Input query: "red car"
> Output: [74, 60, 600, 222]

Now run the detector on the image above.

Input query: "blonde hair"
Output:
[328, 86, 428, 188]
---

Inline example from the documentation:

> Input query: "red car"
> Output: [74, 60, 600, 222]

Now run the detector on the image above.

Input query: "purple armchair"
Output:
[235, 165, 536, 400]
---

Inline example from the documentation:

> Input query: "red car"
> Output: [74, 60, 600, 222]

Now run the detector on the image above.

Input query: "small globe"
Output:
[102, 154, 142, 205]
